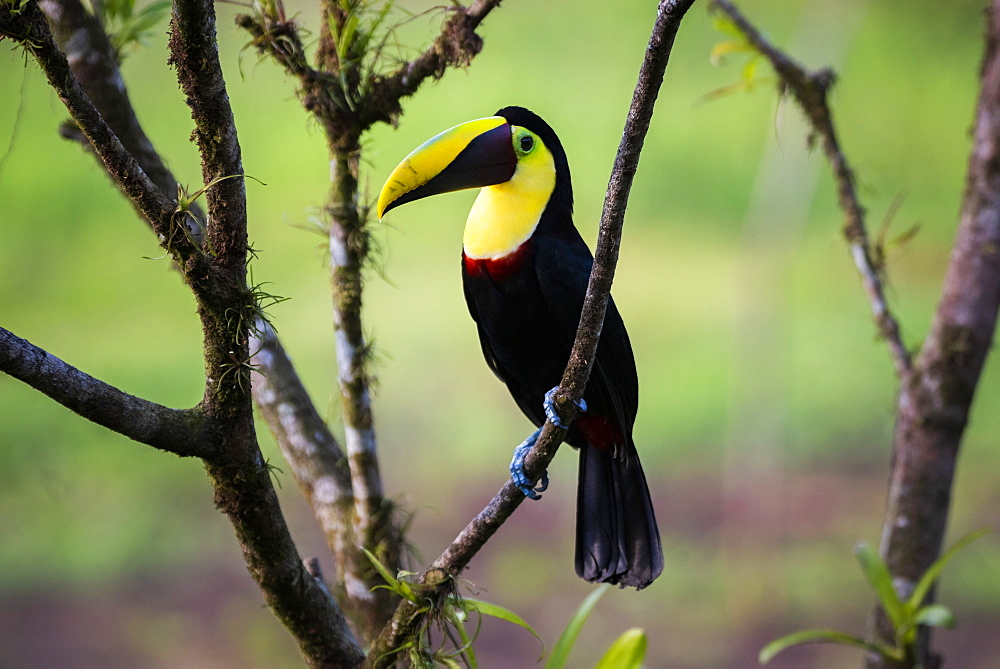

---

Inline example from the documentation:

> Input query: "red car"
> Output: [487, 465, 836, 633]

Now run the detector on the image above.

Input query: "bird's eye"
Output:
[519, 134, 534, 153]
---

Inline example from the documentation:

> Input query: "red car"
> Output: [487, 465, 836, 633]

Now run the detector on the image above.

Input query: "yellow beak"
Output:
[377, 116, 517, 219]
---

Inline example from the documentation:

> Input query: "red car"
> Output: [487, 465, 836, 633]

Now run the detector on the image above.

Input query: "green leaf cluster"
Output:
[363, 549, 541, 667]
[760, 529, 992, 664]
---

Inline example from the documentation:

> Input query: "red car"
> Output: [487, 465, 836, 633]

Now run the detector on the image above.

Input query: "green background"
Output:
[1, 0, 998, 666]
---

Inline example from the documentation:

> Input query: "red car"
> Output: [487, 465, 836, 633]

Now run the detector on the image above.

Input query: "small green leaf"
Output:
[363, 547, 421, 604]
[741, 55, 761, 84]
[457, 597, 543, 652]
[759, 628, 903, 664]
[361, 547, 399, 589]
[908, 528, 992, 611]
[709, 40, 753, 65]
[545, 584, 611, 669]
[129, 1, 171, 34]
[914, 604, 956, 629]
[595, 628, 646, 669]
[854, 541, 906, 631]
[448, 602, 479, 668]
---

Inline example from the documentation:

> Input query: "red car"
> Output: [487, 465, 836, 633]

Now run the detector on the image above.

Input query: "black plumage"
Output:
[461, 107, 663, 588]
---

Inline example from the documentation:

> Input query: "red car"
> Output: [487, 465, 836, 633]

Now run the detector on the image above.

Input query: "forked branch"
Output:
[237, 0, 507, 641]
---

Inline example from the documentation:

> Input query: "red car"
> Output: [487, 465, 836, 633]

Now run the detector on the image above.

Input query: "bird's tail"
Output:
[575, 444, 663, 589]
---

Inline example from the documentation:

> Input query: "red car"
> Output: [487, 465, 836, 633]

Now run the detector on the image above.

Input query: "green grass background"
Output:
[1, 0, 998, 666]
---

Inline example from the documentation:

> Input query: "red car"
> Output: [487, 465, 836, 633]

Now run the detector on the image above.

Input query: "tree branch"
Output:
[251, 319, 397, 640]
[365, 1, 697, 663]
[202, 453, 366, 667]
[0, 326, 212, 457]
[236, 0, 507, 640]
[709, 0, 912, 379]
[169, 0, 246, 270]
[706, 2, 1000, 666]
[865, 3, 1000, 665]
[162, 0, 367, 663]
[7, 0, 374, 664]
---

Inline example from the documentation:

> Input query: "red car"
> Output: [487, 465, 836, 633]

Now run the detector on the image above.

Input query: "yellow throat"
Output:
[463, 127, 556, 259]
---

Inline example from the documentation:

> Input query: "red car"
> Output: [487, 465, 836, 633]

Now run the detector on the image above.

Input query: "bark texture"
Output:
[866, 4, 1000, 665]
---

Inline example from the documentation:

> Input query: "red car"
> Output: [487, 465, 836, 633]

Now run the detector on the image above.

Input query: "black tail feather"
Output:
[575, 444, 663, 589]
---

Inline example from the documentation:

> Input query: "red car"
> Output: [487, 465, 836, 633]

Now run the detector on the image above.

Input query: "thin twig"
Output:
[364, 1, 697, 664]
[710, 0, 912, 379]
[356, 0, 504, 129]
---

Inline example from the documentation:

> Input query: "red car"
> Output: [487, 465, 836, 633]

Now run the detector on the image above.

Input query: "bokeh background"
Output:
[2, 0, 998, 666]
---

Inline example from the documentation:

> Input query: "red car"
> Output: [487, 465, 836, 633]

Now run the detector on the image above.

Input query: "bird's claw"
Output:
[510, 429, 548, 500]
[543, 386, 587, 429]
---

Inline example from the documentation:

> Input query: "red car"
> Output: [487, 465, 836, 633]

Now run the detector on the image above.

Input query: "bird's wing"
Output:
[534, 230, 639, 446]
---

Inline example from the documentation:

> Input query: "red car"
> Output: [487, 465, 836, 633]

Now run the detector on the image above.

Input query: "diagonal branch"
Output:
[709, 0, 912, 379]
[365, 1, 697, 663]
[0, 326, 212, 457]
[250, 319, 395, 639]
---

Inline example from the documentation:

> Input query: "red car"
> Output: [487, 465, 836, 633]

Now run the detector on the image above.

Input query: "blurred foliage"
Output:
[90, 0, 172, 60]
[0, 0, 998, 666]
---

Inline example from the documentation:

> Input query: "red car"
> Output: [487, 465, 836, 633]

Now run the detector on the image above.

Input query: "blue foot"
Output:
[510, 428, 549, 500]
[543, 386, 587, 429]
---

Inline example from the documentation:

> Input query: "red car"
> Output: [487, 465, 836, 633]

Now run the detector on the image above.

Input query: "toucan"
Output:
[377, 106, 663, 589]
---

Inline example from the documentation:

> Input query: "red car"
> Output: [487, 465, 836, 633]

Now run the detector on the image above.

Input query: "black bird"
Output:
[378, 106, 663, 589]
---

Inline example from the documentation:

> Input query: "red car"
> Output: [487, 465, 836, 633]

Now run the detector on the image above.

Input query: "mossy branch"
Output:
[3, 0, 366, 664]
